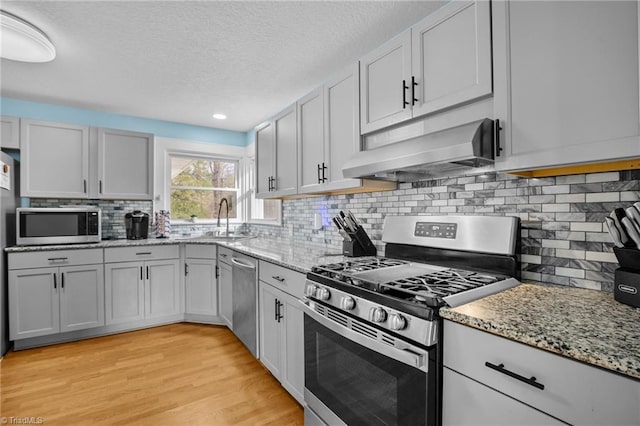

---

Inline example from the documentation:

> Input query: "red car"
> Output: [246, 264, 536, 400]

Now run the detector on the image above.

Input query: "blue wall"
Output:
[0, 97, 247, 146]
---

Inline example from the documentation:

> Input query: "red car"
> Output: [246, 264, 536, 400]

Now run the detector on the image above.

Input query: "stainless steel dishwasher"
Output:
[230, 252, 258, 357]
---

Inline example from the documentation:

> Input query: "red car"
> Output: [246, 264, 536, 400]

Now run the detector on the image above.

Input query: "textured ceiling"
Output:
[0, 1, 446, 132]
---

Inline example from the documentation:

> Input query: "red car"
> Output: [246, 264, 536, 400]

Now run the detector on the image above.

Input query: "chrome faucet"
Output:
[217, 198, 229, 236]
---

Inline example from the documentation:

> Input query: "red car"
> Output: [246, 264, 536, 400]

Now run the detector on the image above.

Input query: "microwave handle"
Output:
[300, 300, 428, 373]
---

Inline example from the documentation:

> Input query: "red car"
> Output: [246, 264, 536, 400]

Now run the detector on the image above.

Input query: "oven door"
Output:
[302, 299, 437, 426]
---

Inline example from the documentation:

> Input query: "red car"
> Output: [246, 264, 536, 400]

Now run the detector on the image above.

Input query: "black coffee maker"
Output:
[125, 211, 150, 240]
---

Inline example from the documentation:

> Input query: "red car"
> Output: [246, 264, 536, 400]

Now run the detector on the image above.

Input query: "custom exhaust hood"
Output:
[342, 118, 497, 182]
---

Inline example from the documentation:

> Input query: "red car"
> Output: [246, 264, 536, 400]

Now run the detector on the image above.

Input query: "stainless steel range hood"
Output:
[342, 118, 496, 182]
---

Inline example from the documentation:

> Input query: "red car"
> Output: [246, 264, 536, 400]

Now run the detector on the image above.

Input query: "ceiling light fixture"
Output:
[212, 113, 227, 120]
[0, 10, 56, 62]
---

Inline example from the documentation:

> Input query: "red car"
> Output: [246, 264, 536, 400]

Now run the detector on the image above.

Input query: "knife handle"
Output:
[622, 217, 640, 248]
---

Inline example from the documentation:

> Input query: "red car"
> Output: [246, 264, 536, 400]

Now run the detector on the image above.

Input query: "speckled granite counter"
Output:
[440, 283, 640, 381]
[5, 236, 345, 274]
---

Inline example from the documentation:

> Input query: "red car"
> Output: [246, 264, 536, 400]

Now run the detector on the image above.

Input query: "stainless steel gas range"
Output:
[302, 215, 521, 426]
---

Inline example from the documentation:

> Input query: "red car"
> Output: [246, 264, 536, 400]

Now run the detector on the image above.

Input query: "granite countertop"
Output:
[440, 283, 640, 381]
[5, 236, 346, 274]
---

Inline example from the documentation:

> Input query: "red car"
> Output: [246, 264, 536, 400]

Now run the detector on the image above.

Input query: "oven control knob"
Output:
[370, 307, 387, 323]
[340, 296, 356, 311]
[305, 284, 318, 298]
[316, 287, 331, 301]
[389, 314, 407, 331]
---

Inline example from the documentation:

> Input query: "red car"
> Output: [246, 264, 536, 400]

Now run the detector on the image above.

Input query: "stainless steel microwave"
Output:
[17, 207, 102, 245]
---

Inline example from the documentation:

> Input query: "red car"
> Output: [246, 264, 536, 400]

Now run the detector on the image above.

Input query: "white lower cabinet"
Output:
[104, 246, 181, 325]
[8, 249, 105, 340]
[443, 320, 640, 426]
[258, 260, 305, 405]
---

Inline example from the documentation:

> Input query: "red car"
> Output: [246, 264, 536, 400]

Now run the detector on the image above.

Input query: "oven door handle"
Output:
[301, 300, 429, 372]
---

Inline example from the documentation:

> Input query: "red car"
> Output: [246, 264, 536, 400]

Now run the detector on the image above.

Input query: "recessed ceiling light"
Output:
[212, 113, 227, 120]
[0, 10, 56, 63]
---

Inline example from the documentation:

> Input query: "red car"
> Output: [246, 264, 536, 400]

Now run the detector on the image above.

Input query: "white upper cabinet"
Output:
[360, 0, 492, 135]
[96, 127, 154, 200]
[360, 30, 413, 134]
[272, 105, 298, 197]
[322, 63, 363, 192]
[20, 119, 154, 199]
[20, 119, 90, 198]
[493, 0, 640, 173]
[297, 88, 326, 193]
[255, 121, 274, 198]
[1, 116, 20, 149]
[411, 0, 492, 117]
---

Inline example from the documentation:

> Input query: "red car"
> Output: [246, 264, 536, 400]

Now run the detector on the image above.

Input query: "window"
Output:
[245, 158, 282, 224]
[170, 155, 239, 221]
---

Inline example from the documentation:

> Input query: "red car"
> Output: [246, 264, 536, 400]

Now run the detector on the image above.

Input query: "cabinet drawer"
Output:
[9, 248, 103, 270]
[259, 260, 305, 299]
[185, 244, 216, 259]
[217, 246, 234, 264]
[104, 245, 179, 263]
[443, 320, 640, 425]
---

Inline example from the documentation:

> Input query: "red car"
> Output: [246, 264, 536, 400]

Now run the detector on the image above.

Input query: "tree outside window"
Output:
[170, 156, 238, 220]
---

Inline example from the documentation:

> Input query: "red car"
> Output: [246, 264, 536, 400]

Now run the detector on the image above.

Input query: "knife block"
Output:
[342, 238, 377, 257]
[612, 247, 640, 308]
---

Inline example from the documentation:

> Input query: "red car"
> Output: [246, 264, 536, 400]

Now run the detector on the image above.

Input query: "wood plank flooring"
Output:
[0, 323, 303, 425]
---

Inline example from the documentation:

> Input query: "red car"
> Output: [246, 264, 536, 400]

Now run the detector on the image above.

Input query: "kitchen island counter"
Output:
[440, 282, 640, 381]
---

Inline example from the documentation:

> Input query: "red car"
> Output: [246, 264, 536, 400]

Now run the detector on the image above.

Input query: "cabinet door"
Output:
[218, 261, 233, 328]
[0, 116, 20, 149]
[185, 259, 217, 316]
[97, 128, 154, 200]
[323, 63, 362, 192]
[297, 88, 325, 194]
[494, 1, 640, 172]
[9, 268, 60, 339]
[59, 264, 105, 332]
[360, 29, 412, 134]
[281, 292, 305, 405]
[411, 0, 492, 117]
[20, 119, 89, 198]
[258, 282, 283, 380]
[105, 262, 145, 324]
[272, 105, 298, 197]
[442, 367, 564, 426]
[255, 121, 275, 198]
[145, 259, 181, 318]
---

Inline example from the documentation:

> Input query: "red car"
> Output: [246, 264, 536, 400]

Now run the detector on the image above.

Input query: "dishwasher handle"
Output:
[230, 257, 256, 270]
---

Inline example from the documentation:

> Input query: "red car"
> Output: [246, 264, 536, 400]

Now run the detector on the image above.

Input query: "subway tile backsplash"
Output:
[30, 169, 639, 293]
[246, 170, 640, 293]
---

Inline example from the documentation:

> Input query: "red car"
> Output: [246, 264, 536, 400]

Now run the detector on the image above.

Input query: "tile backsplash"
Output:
[31, 169, 640, 292]
[246, 170, 640, 292]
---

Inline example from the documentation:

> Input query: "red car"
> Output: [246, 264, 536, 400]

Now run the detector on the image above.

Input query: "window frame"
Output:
[167, 152, 242, 224]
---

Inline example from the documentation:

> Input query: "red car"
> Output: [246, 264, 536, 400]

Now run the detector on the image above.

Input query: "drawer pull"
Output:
[272, 275, 285, 282]
[136, 252, 152, 256]
[485, 362, 545, 390]
[48, 257, 68, 262]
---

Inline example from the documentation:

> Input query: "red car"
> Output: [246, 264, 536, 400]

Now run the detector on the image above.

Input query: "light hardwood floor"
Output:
[0, 323, 303, 425]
